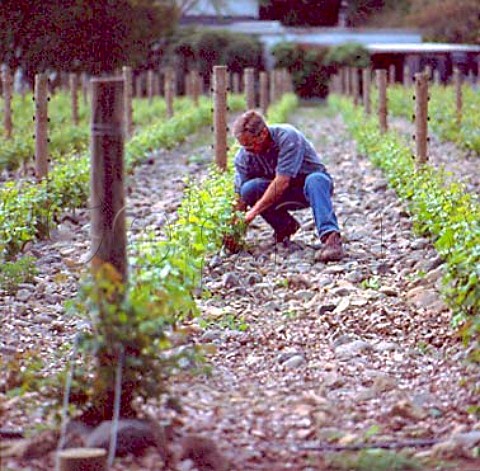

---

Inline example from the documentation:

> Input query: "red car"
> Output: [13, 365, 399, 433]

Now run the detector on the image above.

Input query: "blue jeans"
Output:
[240, 172, 340, 239]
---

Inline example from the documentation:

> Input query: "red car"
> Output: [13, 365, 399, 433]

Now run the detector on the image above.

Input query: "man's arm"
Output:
[245, 174, 290, 223]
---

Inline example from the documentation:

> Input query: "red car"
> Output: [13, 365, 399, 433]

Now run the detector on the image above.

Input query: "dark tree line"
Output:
[0, 0, 178, 81]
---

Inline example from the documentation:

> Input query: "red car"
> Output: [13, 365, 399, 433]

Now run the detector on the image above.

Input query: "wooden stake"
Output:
[414, 72, 428, 166]
[192, 70, 200, 106]
[70, 73, 79, 126]
[147, 70, 154, 104]
[244, 67, 255, 110]
[352, 67, 359, 105]
[269, 70, 276, 104]
[185, 71, 191, 98]
[433, 69, 441, 86]
[259, 71, 268, 115]
[81, 72, 89, 106]
[403, 65, 411, 87]
[453, 68, 462, 127]
[424, 65, 432, 81]
[122, 66, 133, 138]
[232, 73, 240, 94]
[35, 73, 49, 180]
[164, 67, 174, 118]
[362, 68, 371, 115]
[213, 65, 227, 171]
[389, 64, 396, 85]
[376, 69, 388, 133]
[90, 77, 127, 281]
[2, 66, 13, 139]
[58, 448, 106, 471]
[345, 67, 352, 97]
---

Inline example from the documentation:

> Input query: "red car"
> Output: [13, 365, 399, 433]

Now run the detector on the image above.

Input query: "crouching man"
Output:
[228, 110, 343, 262]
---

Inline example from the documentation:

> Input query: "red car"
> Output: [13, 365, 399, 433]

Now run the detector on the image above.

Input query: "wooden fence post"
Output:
[376, 69, 388, 133]
[147, 70, 154, 104]
[192, 70, 200, 107]
[90, 77, 127, 281]
[164, 67, 174, 118]
[403, 65, 411, 88]
[35, 73, 49, 180]
[2, 66, 13, 139]
[362, 68, 371, 114]
[424, 65, 432, 81]
[244, 67, 255, 110]
[70, 73, 79, 126]
[346, 67, 352, 97]
[433, 69, 441, 86]
[453, 68, 462, 127]
[269, 70, 276, 104]
[414, 72, 428, 166]
[81, 72, 89, 106]
[213, 65, 227, 171]
[122, 66, 133, 138]
[232, 73, 240, 94]
[259, 71, 268, 115]
[352, 67, 359, 105]
[389, 64, 396, 85]
[58, 448, 107, 471]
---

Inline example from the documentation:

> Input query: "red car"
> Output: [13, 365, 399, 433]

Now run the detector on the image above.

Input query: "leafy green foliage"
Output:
[326, 448, 421, 471]
[271, 43, 331, 98]
[0, 96, 246, 262]
[385, 84, 480, 156]
[0, 256, 37, 294]
[324, 42, 371, 69]
[332, 96, 480, 360]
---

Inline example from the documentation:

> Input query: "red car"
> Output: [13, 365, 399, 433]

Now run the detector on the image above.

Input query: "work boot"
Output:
[274, 218, 300, 244]
[315, 231, 344, 262]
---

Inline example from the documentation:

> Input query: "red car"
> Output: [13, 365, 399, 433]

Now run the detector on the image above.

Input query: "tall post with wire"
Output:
[35, 73, 49, 180]
[414, 72, 429, 167]
[376, 69, 388, 134]
[213, 65, 228, 171]
[2, 66, 13, 139]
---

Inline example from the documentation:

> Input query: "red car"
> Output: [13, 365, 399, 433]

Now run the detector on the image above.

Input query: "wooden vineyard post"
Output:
[147, 70, 154, 104]
[376, 69, 388, 133]
[185, 72, 191, 99]
[58, 448, 106, 471]
[232, 73, 240, 94]
[81, 73, 89, 106]
[259, 71, 268, 115]
[164, 67, 174, 118]
[346, 67, 352, 97]
[35, 73, 49, 180]
[352, 67, 359, 105]
[453, 68, 462, 127]
[339, 68, 346, 95]
[244, 67, 255, 110]
[122, 66, 133, 138]
[433, 69, 441, 86]
[362, 68, 371, 115]
[389, 64, 396, 85]
[70, 73, 79, 126]
[269, 70, 276, 104]
[424, 65, 432, 81]
[213, 65, 227, 171]
[135, 74, 142, 98]
[2, 66, 13, 139]
[414, 72, 428, 166]
[90, 77, 127, 281]
[403, 65, 411, 88]
[192, 70, 200, 107]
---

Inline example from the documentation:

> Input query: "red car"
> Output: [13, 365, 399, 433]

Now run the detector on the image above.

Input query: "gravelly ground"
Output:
[1, 106, 479, 471]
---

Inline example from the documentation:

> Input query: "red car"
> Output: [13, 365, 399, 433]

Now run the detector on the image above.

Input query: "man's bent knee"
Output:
[304, 172, 333, 195]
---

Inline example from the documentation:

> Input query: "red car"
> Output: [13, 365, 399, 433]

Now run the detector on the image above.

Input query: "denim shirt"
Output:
[234, 124, 326, 194]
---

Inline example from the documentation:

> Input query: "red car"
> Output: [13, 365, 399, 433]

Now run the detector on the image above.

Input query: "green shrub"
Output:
[271, 42, 330, 98]
[324, 42, 371, 70]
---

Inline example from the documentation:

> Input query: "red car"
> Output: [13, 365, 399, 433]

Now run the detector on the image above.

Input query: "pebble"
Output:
[283, 355, 306, 369]
[334, 340, 373, 360]
[15, 289, 32, 302]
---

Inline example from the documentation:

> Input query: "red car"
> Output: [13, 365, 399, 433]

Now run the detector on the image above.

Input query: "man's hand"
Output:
[245, 208, 257, 224]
